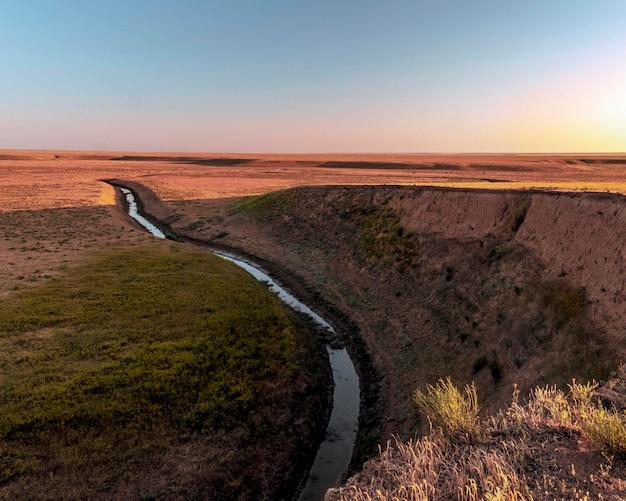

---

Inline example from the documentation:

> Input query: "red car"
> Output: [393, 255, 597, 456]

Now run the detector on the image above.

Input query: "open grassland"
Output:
[0, 204, 149, 297]
[2, 151, 625, 498]
[0, 243, 326, 500]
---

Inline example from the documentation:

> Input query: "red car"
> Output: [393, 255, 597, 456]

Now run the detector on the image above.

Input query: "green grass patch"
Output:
[0, 243, 314, 497]
[357, 206, 419, 266]
[231, 191, 292, 216]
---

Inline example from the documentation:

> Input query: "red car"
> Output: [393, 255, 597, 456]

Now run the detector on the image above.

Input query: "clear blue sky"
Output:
[1, 0, 625, 152]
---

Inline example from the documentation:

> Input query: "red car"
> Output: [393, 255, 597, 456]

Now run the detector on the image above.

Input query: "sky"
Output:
[1, 0, 625, 153]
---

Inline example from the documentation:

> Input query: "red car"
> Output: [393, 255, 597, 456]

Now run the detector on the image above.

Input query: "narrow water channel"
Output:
[116, 185, 360, 501]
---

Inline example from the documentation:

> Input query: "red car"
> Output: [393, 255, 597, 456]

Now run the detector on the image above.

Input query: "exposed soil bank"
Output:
[134, 183, 625, 448]
[108, 181, 364, 500]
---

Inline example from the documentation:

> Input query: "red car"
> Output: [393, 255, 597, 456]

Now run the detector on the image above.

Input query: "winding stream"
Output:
[116, 186, 360, 501]
[120, 188, 166, 239]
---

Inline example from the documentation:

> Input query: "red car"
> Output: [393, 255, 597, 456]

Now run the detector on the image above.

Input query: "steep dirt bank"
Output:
[125, 182, 626, 444]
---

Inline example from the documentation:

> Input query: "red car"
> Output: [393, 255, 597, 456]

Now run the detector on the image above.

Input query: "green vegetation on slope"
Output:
[234, 189, 420, 267]
[232, 191, 293, 216]
[355, 205, 419, 266]
[0, 243, 325, 499]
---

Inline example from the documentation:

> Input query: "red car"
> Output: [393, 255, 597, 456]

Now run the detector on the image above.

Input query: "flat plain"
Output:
[2, 149, 626, 295]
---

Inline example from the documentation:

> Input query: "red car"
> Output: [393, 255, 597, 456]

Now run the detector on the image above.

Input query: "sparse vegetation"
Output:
[0, 243, 324, 499]
[534, 280, 586, 328]
[488, 243, 513, 263]
[508, 200, 531, 233]
[579, 404, 626, 455]
[180, 219, 206, 231]
[357, 206, 419, 266]
[570, 380, 626, 456]
[330, 378, 626, 500]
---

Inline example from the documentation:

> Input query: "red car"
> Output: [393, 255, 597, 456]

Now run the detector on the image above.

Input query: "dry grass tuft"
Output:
[579, 405, 626, 456]
[413, 378, 480, 439]
[569, 379, 598, 405]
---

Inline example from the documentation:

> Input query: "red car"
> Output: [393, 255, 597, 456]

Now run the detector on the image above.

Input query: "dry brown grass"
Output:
[328, 433, 531, 501]
[2, 150, 626, 214]
[580, 405, 626, 456]
[328, 379, 626, 501]
[413, 378, 480, 439]
[570, 379, 626, 458]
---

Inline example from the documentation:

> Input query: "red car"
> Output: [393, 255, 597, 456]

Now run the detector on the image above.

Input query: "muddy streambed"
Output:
[116, 186, 360, 501]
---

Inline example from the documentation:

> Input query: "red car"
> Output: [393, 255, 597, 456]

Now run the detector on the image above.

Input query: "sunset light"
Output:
[1, 3, 625, 500]
[2, 1, 625, 152]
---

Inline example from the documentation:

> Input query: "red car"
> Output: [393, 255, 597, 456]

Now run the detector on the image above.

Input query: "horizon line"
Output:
[1, 147, 626, 157]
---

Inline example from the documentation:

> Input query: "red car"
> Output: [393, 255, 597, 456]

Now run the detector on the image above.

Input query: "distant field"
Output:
[0, 149, 619, 296]
[1, 150, 626, 214]
[0, 243, 326, 499]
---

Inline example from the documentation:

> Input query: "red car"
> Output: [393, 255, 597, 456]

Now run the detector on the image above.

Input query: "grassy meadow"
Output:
[0, 242, 326, 499]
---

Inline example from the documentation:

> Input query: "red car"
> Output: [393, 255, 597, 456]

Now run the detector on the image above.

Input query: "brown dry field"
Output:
[3, 149, 626, 209]
[2, 148, 626, 295]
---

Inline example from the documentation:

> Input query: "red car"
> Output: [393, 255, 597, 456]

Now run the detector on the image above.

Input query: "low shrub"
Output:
[489, 360, 502, 383]
[473, 356, 489, 374]
[536, 280, 586, 327]
[578, 405, 626, 456]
